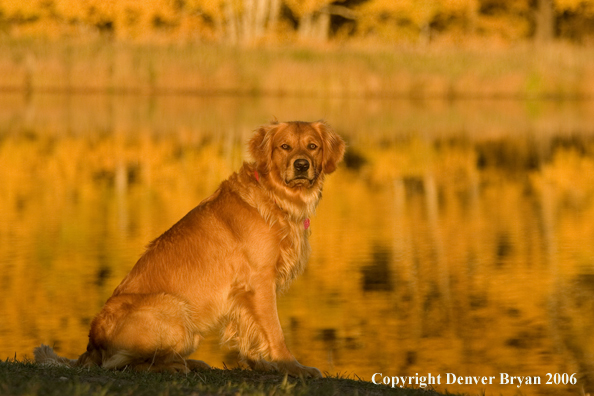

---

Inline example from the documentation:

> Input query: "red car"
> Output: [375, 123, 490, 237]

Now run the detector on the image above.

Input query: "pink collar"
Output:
[254, 170, 310, 230]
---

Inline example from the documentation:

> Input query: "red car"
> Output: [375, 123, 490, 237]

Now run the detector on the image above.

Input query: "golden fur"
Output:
[34, 120, 345, 378]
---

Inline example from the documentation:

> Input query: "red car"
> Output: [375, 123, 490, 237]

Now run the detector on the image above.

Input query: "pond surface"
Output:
[2, 93, 594, 395]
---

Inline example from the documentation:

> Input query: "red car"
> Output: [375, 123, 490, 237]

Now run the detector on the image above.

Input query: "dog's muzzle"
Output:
[286, 158, 314, 185]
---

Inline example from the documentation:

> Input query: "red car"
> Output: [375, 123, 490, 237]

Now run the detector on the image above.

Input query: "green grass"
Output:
[0, 359, 452, 396]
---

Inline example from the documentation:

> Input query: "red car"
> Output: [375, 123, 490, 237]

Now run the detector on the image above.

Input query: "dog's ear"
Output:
[249, 121, 279, 174]
[313, 121, 345, 174]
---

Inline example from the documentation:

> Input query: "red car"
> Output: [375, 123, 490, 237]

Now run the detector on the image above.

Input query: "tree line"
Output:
[0, 0, 593, 44]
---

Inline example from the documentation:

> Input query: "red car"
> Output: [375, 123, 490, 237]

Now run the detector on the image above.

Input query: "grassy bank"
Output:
[0, 360, 449, 396]
[1, 39, 594, 99]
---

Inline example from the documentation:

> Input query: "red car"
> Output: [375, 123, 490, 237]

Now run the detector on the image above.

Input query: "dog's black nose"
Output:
[294, 159, 310, 173]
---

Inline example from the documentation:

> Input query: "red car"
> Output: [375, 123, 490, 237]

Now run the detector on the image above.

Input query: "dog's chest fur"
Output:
[275, 216, 312, 291]
[228, 165, 317, 291]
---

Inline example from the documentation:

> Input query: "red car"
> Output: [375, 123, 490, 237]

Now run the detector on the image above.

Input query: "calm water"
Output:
[2, 93, 594, 395]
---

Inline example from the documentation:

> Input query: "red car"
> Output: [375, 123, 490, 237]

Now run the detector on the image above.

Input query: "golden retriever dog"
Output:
[34, 120, 345, 378]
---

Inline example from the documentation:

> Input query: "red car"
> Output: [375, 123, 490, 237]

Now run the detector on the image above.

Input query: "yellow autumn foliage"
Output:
[0, 0, 593, 43]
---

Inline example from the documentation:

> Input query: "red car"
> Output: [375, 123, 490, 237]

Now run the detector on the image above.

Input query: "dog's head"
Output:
[249, 120, 345, 191]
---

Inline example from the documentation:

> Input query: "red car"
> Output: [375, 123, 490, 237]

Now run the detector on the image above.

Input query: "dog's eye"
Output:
[281, 144, 291, 150]
[308, 144, 318, 150]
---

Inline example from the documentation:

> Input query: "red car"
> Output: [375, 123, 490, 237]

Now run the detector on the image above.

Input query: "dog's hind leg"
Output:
[89, 293, 210, 372]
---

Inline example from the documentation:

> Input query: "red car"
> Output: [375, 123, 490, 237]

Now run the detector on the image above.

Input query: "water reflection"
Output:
[1, 93, 594, 395]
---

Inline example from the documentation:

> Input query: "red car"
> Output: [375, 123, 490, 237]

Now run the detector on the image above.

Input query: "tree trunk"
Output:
[242, 0, 255, 42]
[535, 0, 555, 43]
[298, 13, 314, 40]
[467, 0, 479, 36]
[224, 0, 238, 44]
[298, 10, 330, 42]
[314, 8, 330, 41]
[254, 0, 269, 39]
[238, 0, 275, 44]
[268, 0, 281, 30]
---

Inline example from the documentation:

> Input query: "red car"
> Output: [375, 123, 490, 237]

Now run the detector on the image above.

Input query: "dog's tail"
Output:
[34, 344, 78, 367]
